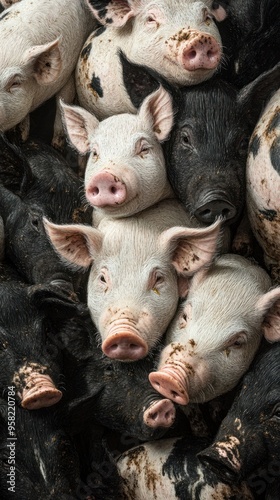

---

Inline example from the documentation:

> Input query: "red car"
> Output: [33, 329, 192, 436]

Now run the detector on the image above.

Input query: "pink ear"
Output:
[87, 0, 136, 27]
[138, 86, 174, 141]
[43, 218, 103, 269]
[211, 4, 227, 22]
[60, 101, 99, 154]
[160, 219, 222, 276]
[256, 288, 280, 342]
[23, 39, 62, 84]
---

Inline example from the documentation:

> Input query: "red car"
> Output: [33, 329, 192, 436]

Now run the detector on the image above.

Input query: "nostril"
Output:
[151, 411, 158, 421]
[92, 186, 99, 195]
[110, 186, 117, 194]
[188, 50, 197, 60]
[222, 208, 230, 218]
[130, 343, 140, 351]
[171, 390, 180, 399]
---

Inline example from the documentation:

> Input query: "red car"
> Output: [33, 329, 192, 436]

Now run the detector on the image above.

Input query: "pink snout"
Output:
[149, 365, 189, 405]
[181, 33, 221, 71]
[102, 332, 148, 361]
[143, 398, 176, 428]
[21, 373, 62, 410]
[86, 171, 127, 208]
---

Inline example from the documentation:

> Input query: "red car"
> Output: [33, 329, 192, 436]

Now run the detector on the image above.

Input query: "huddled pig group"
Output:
[0, 0, 279, 498]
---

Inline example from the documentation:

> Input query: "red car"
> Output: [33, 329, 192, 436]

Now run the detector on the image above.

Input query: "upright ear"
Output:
[256, 288, 280, 342]
[23, 38, 62, 85]
[238, 61, 280, 127]
[43, 218, 103, 269]
[138, 86, 174, 141]
[159, 219, 222, 276]
[60, 101, 99, 155]
[86, 0, 137, 27]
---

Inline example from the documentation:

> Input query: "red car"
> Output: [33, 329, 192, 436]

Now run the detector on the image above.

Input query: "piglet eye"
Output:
[7, 76, 22, 93]
[180, 131, 192, 148]
[146, 13, 157, 24]
[137, 139, 151, 156]
[99, 274, 106, 283]
[229, 332, 247, 349]
[238, 136, 249, 155]
[272, 405, 280, 420]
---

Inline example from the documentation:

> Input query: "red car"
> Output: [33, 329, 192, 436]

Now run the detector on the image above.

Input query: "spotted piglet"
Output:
[247, 88, 280, 284]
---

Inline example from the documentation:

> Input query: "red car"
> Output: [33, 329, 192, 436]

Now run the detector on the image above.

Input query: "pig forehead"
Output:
[0, 65, 26, 84]
[138, 0, 213, 20]
[96, 114, 143, 136]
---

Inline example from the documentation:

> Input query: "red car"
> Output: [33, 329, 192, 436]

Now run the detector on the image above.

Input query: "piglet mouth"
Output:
[149, 361, 189, 405]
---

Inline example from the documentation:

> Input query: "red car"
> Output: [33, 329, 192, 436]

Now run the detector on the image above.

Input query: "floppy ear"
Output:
[237, 61, 280, 127]
[138, 86, 174, 141]
[60, 101, 99, 154]
[159, 219, 222, 276]
[43, 218, 103, 269]
[23, 38, 62, 84]
[256, 288, 280, 342]
[86, 0, 137, 27]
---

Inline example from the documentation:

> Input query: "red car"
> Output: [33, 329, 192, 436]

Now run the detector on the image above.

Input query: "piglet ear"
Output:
[60, 101, 99, 155]
[23, 38, 62, 84]
[256, 288, 280, 342]
[43, 218, 103, 269]
[211, 4, 227, 22]
[87, 0, 136, 26]
[138, 86, 174, 141]
[159, 219, 222, 276]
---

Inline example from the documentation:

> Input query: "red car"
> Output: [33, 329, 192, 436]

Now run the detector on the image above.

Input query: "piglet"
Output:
[150, 254, 280, 405]
[61, 86, 174, 218]
[44, 199, 223, 361]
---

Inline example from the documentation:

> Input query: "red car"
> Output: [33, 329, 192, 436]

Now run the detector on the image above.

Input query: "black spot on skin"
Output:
[105, 17, 113, 24]
[88, 0, 111, 20]
[270, 136, 280, 174]
[259, 209, 277, 221]
[93, 25, 106, 37]
[249, 134, 261, 158]
[91, 74, 103, 98]
[0, 11, 10, 21]
[267, 109, 280, 134]
[81, 42, 92, 60]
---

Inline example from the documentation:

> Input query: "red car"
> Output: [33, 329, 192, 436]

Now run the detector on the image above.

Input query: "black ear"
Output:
[29, 283, 89, 320]
[0, 134, 34, 195]
[120, 50, 160, 108]
[237, 61, 280, 126]
[120, 50, 179, 109]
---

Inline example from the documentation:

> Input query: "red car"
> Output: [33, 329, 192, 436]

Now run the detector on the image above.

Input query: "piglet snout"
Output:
[181, 33, 221, 71]
[198, 444, 242, 484]
[149, 364, 189, 405]
[143, 398, 176, 428]
[21, 373, 62, 410]
[102, 332, 148, 361]
[194, 198, 237, 224]
[86, 171, 127, 207]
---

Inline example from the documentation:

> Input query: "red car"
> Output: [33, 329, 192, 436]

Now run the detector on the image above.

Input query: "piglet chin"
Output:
[102, 331, 148, 361]
[21, 374, 62, 410]
[149, 364, 189, 405]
